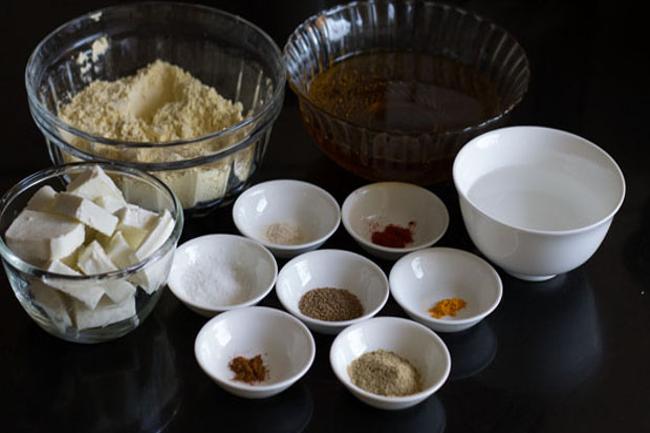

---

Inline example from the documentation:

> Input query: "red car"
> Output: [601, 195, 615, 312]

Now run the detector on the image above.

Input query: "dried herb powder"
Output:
[229, 354, 268, 384]
[348, 349, 422, 396]
[298, 287, 364, 321]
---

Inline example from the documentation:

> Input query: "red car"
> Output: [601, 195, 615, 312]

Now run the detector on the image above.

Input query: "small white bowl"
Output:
[195, 306, 315, 399]
[341, 182, 449, 260]
[233, 180, 341, 258]
[168, 235, 277, 317]
[275, 249, 389, 334]
[330, 316, 451, 410]
[453, 126, 625, 281]
[389, 248, 502, 333]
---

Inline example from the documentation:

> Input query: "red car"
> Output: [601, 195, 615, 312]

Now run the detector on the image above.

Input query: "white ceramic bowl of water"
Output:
[453, 126, 625, 281]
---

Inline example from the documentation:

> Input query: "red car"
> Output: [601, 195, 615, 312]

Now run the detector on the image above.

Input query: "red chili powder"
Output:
[371, 221, 416, 248]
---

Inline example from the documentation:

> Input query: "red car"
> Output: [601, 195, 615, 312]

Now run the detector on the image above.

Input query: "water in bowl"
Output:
[467, 165, 605, 231]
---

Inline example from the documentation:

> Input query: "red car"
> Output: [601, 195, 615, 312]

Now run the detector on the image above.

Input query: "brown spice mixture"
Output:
[229, 354, 268, 384]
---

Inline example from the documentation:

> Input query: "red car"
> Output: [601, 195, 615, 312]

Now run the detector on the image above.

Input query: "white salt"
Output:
[177, 257, 254, 307]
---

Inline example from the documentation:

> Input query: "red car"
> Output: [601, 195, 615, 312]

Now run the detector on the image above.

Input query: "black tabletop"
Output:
[2, 1, 649, 432]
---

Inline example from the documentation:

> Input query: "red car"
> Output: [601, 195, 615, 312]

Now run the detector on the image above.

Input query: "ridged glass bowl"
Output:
[284, 0, 530, 184]
[0, 163, 183, 343]
[25, 2, 285, 214]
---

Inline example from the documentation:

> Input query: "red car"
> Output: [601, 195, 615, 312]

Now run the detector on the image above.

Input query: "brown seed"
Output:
[298, 287, 364, 321]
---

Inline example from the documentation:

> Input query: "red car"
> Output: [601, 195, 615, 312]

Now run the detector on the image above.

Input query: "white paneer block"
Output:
[26, 185, 58, 212]
[53, 193, 118, 237]
[114, 204, 158, 228]
[94, 195, 127, 214]
[48, 279, 105, 310]
[5, 209, 85, 263]
[114, 205, 158, 249]
[77, 240, 118, 275]
[72, 295, 136, 330]
[43, 259, 104, 309]
[105, 231, 135, 269]
[66, 165, 125, 202]
[103, 280, 137, 304]
[117, 176, 165, 212]
[134, 210, 175, 260]
[47, 259, 81, 276]
[129, 248, 173, 294]
[29, 280, 72, 330]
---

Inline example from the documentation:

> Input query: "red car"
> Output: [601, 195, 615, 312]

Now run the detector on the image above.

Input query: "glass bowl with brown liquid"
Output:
[284, 1, 530, 184]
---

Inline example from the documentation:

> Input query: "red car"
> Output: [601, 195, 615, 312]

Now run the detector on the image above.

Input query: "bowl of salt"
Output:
[167, 234, 278, 317]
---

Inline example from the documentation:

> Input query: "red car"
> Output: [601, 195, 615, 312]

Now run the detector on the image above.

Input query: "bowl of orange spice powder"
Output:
[389, 248, 502, 333]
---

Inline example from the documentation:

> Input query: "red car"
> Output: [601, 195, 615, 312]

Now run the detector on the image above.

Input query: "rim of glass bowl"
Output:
[283, 0, 530, 137]
[0, 162, 184, 280]
[24, 2, 286, 154]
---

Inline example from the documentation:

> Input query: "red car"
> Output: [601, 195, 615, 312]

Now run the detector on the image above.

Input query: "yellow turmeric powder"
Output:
[428, 297, 467, 319]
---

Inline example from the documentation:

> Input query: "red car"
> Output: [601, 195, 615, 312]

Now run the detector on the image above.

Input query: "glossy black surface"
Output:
[2, 1, 649, 432]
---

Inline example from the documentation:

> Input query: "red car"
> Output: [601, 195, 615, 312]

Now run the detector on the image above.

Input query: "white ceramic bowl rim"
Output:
[233, 179, 341, 251]
[329, 316, 451, 403]
[341, 182, 449, 253]
[390, 247, 503, 325]
[452, 126, 626, 237]
[194, 306, 316, 392]
[168, 234, 278, 310]
[276, 249, 390, 327]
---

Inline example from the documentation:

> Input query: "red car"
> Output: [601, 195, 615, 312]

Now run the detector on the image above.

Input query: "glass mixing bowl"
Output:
[26, 2, 285, 214]
[0, 163, 183, 343]
[284, 0, 530, 184]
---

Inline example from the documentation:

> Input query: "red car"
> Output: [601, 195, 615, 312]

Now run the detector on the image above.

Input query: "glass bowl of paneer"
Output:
[0, 163, 183, 343]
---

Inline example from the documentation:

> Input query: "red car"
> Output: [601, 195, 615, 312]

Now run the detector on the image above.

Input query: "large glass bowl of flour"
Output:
[25, 2, 285, 214]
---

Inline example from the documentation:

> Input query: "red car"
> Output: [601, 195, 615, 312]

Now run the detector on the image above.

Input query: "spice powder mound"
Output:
[428, 297, 467, 319]
[348, 349, 422, 396]
[229, 354, 268, 384]
[370, 221, 416, 248]
[265, 222, 305, 245]
[299, 287, 364, 321]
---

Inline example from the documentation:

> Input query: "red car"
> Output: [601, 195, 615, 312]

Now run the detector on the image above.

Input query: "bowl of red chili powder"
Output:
[342, 182, 449, 260]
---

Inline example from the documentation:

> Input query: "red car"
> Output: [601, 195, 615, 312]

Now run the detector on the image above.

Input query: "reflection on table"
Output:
[319, 385, 446, 433]
[441, 321, 498, 381]
[7, 314, 181, 432]
[478, 270, 602, 394]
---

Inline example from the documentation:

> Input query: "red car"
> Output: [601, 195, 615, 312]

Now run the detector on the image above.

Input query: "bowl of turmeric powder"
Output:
[389, 248, 502, 333]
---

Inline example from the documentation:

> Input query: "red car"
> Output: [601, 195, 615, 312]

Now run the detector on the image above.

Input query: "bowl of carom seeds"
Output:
[275, 249, 389, 334]
[330, 316, 451, 410]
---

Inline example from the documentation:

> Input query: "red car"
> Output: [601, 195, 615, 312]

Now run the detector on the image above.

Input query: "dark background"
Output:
[2, 1, 649, 432]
